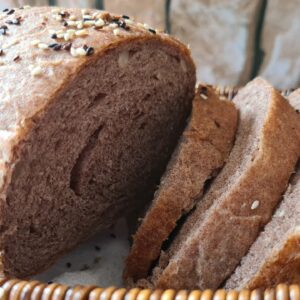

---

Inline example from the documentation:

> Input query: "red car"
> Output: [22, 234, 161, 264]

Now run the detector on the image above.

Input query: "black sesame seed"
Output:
[63, 21, 68, 26]
[7, 9, 15, 15]
[0, 49, 3, 56]
[62, 42, 72, 51]
[5, 20, 13, 25]
[83, 44, 88, 50]
[13, 55, 20, 61]
[122, 15, 130, 19]
[148, 28, 156, 34]
[199, 85, 208, 96]
[296, 109, 299, 114]
[19, 6, 24, 10]
[48, 281, 53, 284]
[95, 245, 101, 251]
[66, 262, 72, 268]
[49, 43, 62, 51]
[117, 19, 128, 30]
[50, 33, 58, 39]
[49, 43, 59, 48]
[6, 18, 21, 25]
[86, 47, 94, 56]
[59, 11, 70, 18]
[3, 9, 9, 13]
[83, 18, 93, 21]
[0, 28, 7, 36]
[110, 233, 116, 238]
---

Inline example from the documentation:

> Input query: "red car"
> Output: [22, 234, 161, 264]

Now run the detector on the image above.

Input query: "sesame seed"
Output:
[83, 15, 93, 20]
[5, 18, 21, 25]
[70, 47, 77, 57]
[54, 15, 63, 21]
[3, 8, 9, 12]
[69, 15, 77, 21]
[122, 15, 130, 19]
[76, 48, 87, 56]
[49, 43, 62, 51]
[63, 21, 68, 27]
[66, 262, 72, 268]
[23, 5, 31, 9]
[51, 33, 58, 39]
[64, 32, 72, 41]
[38, 43, 49, 50]
[66, 20, 76, 26]
[148, 28, 156, 34]
[95, 245, 101, 251]
[13, 55, 20, 61]
[81, 9, 89, 15]
[77, 21, 84, 29]
[7, 9, 15, 15]
[109, 23, 118, 29]
[125, 19, 134, 25]
[3, 38, 19, 49]
[110, 233, 116, 238]
[75, 29, 88, 36]
[117, 19, 128, 30]
[30, 66, 43, 76]
[56, 33, 64, 39]
[84, 20, 95, 27]
[31, 39, 40, 46]
[113, 28, 122, 36]
[251, 200, 260, 210]
[0, 49, 3, 56]
[95, 19, 105, 28]
[0, 25, 8, 35]
[86, 46, 94, 56]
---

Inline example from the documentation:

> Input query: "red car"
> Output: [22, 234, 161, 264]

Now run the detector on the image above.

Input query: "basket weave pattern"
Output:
[0, 279, 299, 300]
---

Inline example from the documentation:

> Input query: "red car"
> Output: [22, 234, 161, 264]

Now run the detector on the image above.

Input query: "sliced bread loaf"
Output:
[150, 78, 300, 290]
[225, 90, 300, 290]
[124, 85, 238, 283]
[0, 7, 195, 277]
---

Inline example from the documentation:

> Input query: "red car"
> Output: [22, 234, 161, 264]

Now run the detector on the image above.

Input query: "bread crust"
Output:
[152, 78, 300, 290]
[124, 85, 238, 283]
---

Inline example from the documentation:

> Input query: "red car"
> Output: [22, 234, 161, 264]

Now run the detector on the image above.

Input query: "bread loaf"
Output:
[124, 84, 238, 283]
[150, 78, 300, 290]
[0, 6, 195, 277]
[225, 89, 300, 290]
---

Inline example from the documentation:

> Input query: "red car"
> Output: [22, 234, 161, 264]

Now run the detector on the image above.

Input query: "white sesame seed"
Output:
[67, 29, 76, 34]
[70, 47, 78, 57]
[66, 20, 76, 26]
[30, 66, 43, 76]
[75, 29, 88, 36]
[200, 93, 208, 100]
[81, 9, 89, 15]
[3, 38, 19, 49]
[49, 29, 56, 35]
[76, 48, 87, 56]
[84, 20, 95, 27]
[56, 33, 64, 39]
[77, 21, 84, 29]
[109, 23, 118, 29]
[113, 28, 122, 36]
[31, 39, 41, 46]
[69, 15, 77, 21]
[276, 210, 285, 217]
[23, 5, 31, 9]
[137, 23, 144, 28]
[64, 33, 72, 41]
[56, 30, 64, 35]
[54, 15, 63, 21]
[251, 200, 260, 210]
[143, 23, 150, 29]
[125, 19, 134, 25]
[83, 15, 93, 19]
[95, 19, 105, 28]
[38, 43, 49, 50]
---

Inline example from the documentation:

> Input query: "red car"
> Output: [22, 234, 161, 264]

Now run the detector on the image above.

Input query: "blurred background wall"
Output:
[1, 0, 300, 89]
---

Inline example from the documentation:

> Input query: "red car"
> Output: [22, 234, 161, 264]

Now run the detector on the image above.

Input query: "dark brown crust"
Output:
[124, 85, 238, 283]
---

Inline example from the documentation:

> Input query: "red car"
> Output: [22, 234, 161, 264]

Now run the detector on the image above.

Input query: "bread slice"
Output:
[0, 7, 195, 277]
[150, 78, 300, 290]
[225, 90, 300, 290]
[124, 85, 238, 283]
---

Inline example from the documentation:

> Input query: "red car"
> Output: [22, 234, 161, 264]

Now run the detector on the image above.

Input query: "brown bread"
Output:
[124, 85, 238, 283]
[0, 6, 195, 277]
[225, 89, 300, 290]
[150, 78, 300, 290]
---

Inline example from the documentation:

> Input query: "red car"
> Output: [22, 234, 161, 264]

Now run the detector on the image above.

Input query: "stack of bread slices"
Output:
[124, 78, 300, 290]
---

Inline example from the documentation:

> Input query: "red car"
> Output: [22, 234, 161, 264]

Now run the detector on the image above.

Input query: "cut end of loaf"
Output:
[0, 6, 196, 277]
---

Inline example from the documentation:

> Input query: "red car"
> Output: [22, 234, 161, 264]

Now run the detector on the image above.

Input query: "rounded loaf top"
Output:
[0, 6, 195, 188]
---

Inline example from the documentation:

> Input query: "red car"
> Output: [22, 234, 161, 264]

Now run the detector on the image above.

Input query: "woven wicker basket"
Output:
[0, 86, 297, 300]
